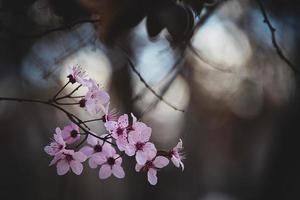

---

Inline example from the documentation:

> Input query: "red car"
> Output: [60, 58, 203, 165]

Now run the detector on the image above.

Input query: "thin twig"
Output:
[117, 46, 185, 113]
[256, 0, 298, 73]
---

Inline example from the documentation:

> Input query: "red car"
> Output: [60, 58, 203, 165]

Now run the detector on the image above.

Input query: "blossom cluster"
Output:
[44, 65, 184, 185]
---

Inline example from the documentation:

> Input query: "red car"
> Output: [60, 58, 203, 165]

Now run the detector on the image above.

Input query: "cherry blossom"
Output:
[44, 127, 66, 156]
[80, 134, 113, 168]
[101, 103, 118, 122]
[49, 149, 87, 175]
[61, 123, 81, 144]
[80, 79, 110, 115]
[170, 139, 185, 171]
[93, 145, 125, 179]
[104, 114, 129, 151]
[125, 122, 157, 165]
[67, 65, 88, 85]
[135, 155, 169, 185]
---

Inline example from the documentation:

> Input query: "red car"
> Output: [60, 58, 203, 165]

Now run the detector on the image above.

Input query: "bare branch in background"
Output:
[117, 45, 185, 113]
[256, 0, 298, 73]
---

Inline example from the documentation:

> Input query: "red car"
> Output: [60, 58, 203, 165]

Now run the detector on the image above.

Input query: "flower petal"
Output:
[118, 114, 129, 129]
[88, 158, 98, 169]
[112, 165, 125, 178]
[147, 168, 158, 185]
[136, 150, 147, 165]
[153, 156, 169, 168]
[73, 151, 87, 162]
[87, 134, 98, 146]
[143, 142, 157, 160]
[57, 160, 70, 175]
[99, 164, 112, 179]
[135, 163, 143, 172]
[80, 146, 94, 157]
[70, 161, 83, 175]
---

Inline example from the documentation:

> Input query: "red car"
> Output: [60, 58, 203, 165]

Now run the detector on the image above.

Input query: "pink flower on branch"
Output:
[104, 114, 130, 151]
[169, 139, 185, 171]
[49, 149, 87, 175]
[61, 123, 80, 144]
[44, 127, 66, 156]
[80, 134, 113, 169]
[135, 155, 169, 185]
[68, 65, 88, 85]
[125, 122, 157, 165]
[93, 146, 125, 179]
[80, 79, 110, 115]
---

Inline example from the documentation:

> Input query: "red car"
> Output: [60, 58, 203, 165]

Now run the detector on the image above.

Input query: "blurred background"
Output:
[0, 0, 299, 199]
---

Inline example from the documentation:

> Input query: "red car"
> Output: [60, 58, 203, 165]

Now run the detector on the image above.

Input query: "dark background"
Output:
[0, 0, 300, 199]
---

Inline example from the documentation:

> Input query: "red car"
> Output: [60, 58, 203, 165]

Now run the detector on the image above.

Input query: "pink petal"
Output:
[87, 134, 98, 146]
[116, 138, 127, 152]
[143, 142, 157, 160]
[56, 160, 70, 175]
[88, 158, 98, 169]
[73, 151, 87, 162]
[112, 165, 125, 178]
[118, 114, 129, 129]
[135, 163, 143, 172]
[70, 161, 83, 175]
[80, 146, 94, 157]
[99, 164, 112, 179]
[128, 131, 141, 144]
[139, 126, 152, 143]
[91, 153, 106, 165]
[124, 144, 136, 156]
[98, 90, 110, 104]
[174, 139, 183, 150]
[136, 150, 147, 165]
[153, 156, 169, 168]
[147, 168, 158, 185]
[171, 156, 180, 168]
[104, 121, 118, 131]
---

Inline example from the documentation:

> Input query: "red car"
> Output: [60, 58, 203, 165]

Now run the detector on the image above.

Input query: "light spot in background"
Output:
[21, 23, 97, 88]
[140, 76, 190, 144]
[192, 16, 252, 72]
[133, 19, 177, 85]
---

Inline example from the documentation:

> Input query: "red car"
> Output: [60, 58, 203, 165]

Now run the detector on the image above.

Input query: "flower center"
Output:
[143, 160, 153, 171]
[107, 157, 115, 166]
[67, 74, 76, 84]
[135, 142, 144, 151]
[65, 154, 73, 162]
[94, 144, 102, 152]
[116, 128, 123, 136]
[70, 130, 78, 138]
[79, 99, 86, 107]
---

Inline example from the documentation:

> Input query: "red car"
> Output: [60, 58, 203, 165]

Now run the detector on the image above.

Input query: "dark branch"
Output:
[256, 0, 298, 73]
[117, 46, 185, 113]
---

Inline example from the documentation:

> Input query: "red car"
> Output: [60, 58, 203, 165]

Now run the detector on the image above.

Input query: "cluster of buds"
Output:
[44, 65, 184, 185]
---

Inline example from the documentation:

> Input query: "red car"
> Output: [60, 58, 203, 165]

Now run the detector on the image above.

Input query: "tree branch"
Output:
[256, 0, 298, 73]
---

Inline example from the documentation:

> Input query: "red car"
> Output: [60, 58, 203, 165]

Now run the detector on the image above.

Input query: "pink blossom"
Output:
[61, 123, 80, 144]
[125, 122, 157, 165]
[44, 127, 66, 156]
[68, 65, 88, 85]
[104, 114, 129, 151]
[93, 146, 125, 179]
[101, 103, 118, 122]
[49, 149, 87, 175]
[80, 134, 113, 168]
[135, 155, 169, 185]
[170, 139, 185, 171]
[80, 79, 110, 115]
